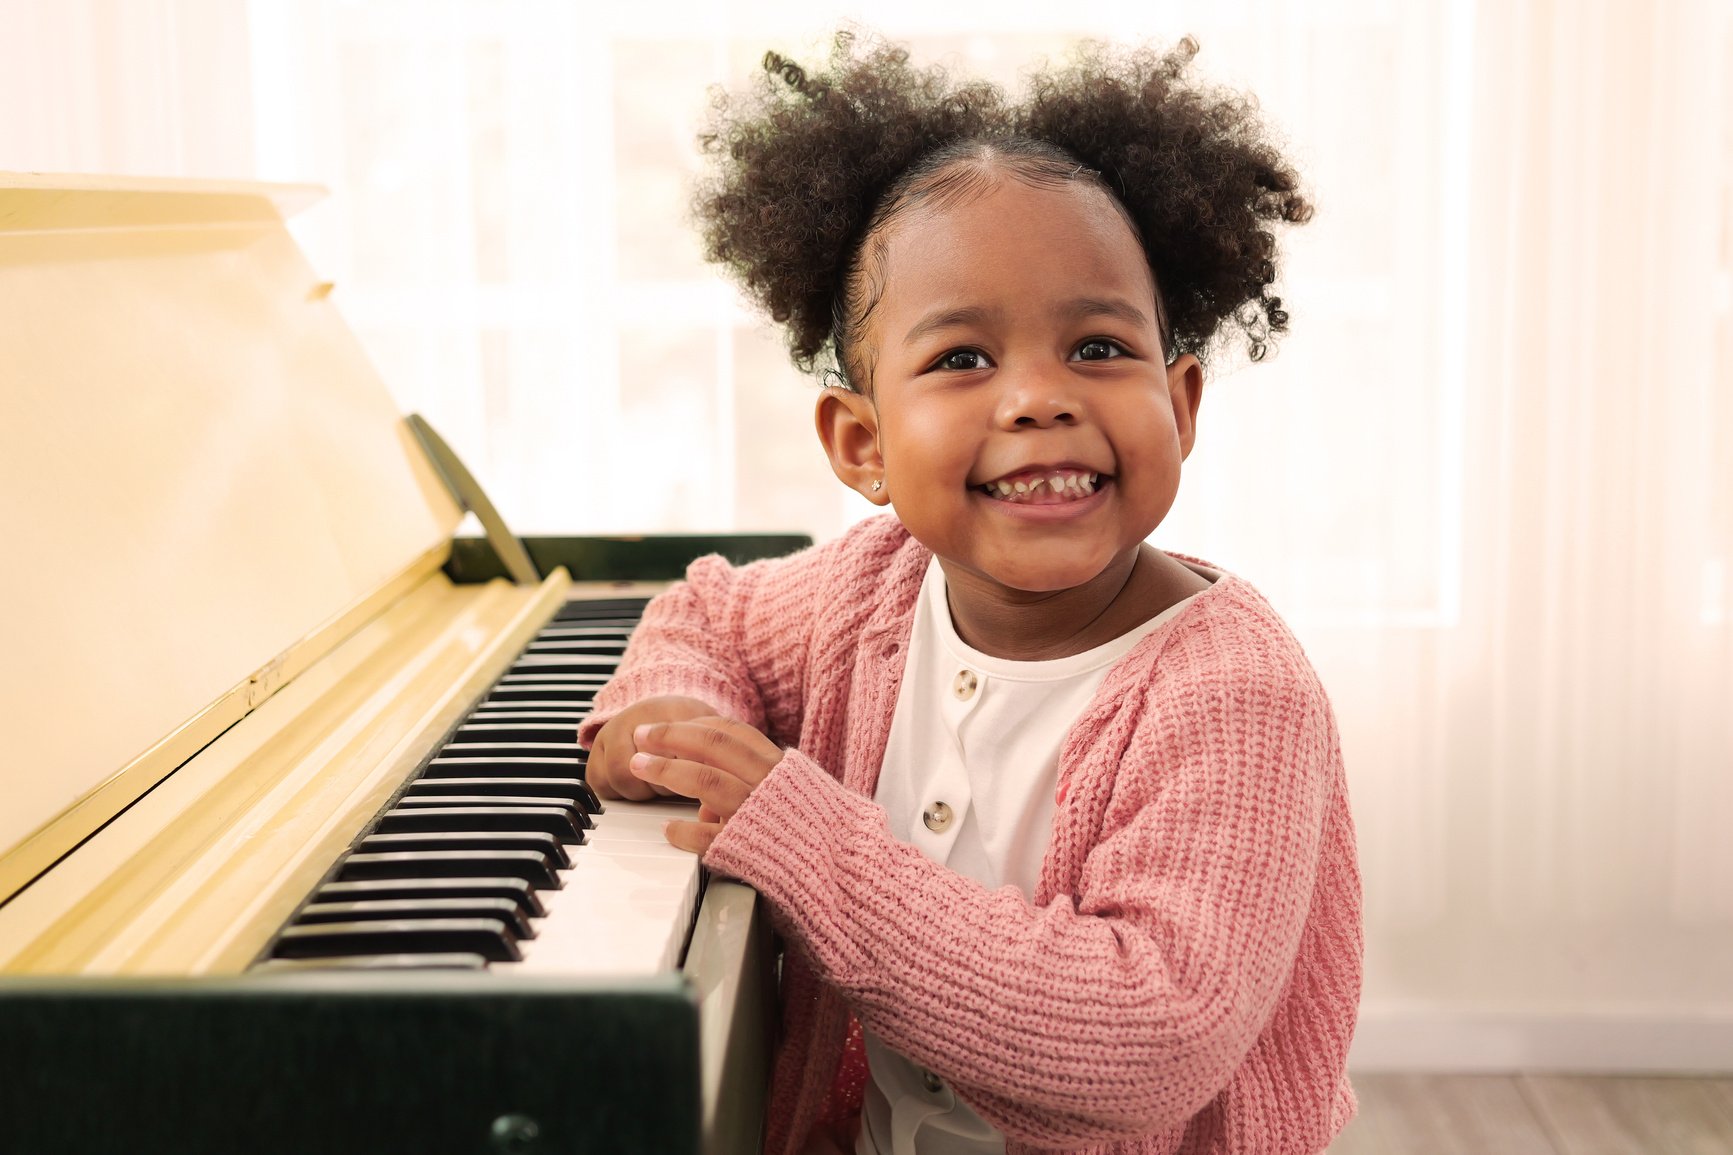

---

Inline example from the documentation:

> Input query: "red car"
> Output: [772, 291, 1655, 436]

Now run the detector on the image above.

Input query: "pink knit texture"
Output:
[577, 516, 1363, 1155]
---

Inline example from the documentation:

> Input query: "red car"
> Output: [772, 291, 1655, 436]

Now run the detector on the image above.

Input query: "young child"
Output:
[579, 32, 1362, 1155]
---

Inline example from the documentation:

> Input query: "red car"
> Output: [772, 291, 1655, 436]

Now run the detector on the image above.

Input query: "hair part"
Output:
[832, 139, 1171, 393]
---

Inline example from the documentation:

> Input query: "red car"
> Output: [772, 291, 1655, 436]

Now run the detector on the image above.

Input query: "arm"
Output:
[578, 522, 888, 796]
[577, 554, 802, 800]
[702, 667, 1339, 1146]
[579, 553, 784, 745]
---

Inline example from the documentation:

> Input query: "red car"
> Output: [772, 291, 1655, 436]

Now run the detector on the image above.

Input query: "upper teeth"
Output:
[989, 471, 1099, 497]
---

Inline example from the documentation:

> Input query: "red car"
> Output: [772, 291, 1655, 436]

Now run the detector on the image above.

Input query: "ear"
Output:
[815, 386, 890, 505]
[1166, 354, 1204, 459]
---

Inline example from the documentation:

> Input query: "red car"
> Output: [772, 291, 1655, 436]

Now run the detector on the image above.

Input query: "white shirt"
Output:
[858, 557, 1209, 1155]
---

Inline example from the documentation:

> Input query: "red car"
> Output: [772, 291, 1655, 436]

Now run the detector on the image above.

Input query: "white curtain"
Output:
[3, 0, 1729, 1068]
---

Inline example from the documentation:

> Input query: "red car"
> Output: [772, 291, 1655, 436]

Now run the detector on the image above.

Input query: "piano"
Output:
[0, 173, 805, 1154]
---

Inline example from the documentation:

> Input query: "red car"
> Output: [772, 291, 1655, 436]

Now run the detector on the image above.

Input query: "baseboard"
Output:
[1346, 1004, 1733, 1073]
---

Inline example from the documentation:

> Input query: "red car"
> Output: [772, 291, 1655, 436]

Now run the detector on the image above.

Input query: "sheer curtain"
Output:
[2, 0, 1729, 1069]
[1332, 0, 1733, 1065]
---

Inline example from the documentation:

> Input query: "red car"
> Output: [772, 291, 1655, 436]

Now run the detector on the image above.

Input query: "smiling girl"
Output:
[578, 32, 1362, 1155]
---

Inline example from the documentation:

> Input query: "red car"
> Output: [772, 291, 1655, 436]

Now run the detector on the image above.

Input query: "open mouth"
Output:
[974, 468, 1104, 505]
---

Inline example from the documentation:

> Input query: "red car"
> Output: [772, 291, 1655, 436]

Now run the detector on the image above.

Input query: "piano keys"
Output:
[0, 172, 805, 1155]
[257, 595, 707, 979]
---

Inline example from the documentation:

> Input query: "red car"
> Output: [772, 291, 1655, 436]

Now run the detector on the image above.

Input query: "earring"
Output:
[870, 478, 883, 492]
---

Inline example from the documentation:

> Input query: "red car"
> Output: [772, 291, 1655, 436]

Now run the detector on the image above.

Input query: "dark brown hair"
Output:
[693, 31, 1311, 390]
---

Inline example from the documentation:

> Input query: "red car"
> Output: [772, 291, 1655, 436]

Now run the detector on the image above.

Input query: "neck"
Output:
[938, 544, 1181, 661]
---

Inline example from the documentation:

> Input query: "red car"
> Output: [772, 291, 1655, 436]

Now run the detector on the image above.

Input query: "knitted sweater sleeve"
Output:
[704, 620, 1337, 1146]
[575, 551, 809, 749]
[576, 518, 910, 750]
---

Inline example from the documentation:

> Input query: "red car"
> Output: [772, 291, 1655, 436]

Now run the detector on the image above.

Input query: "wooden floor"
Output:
[1325, 1075, 1733, 1155]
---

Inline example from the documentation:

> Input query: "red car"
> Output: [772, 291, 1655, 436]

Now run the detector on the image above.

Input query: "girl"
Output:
[581, 32, 1362, 1155]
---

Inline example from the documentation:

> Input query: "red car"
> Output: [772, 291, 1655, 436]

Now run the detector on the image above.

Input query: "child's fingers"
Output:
[629, 751, 753, 817]
[632, 717, 783, 787]
[587, 729, 660, 802]
[662, 817, 724, 856]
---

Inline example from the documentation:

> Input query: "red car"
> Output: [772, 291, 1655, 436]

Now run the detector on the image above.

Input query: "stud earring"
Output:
[870, 478, 883, 492]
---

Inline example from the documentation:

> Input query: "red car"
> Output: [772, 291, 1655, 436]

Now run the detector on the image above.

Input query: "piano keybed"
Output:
[256, 595, 705, 976]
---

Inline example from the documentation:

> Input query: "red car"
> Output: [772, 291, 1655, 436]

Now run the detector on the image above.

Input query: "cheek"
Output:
[1115, 405, 1184, 496]
[880, 400, 971, 475]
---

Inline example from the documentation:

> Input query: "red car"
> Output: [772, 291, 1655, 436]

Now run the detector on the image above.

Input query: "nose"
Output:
[994, 367, 1080, 429]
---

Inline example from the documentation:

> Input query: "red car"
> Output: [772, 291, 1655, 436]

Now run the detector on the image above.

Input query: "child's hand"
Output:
[628, 716, 784, 855]
[586, 695, 722, 801]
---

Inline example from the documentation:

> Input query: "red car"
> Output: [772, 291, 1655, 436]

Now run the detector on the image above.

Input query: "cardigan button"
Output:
[922, 801, 953, 833]
[921, 1070, 944, 1094]
[952, 669, 978, 699]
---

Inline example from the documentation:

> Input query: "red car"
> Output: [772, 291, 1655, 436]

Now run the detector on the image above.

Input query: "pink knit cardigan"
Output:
[577, 516, 1362, 1155]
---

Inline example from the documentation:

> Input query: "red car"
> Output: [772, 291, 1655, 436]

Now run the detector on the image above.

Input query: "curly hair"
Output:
[692, 30, 1311, 389]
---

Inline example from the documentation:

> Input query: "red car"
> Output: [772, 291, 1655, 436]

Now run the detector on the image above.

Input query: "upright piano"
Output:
[0, 173, 801, 1154]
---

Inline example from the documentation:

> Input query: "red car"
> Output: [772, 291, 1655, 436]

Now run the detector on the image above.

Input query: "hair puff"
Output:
[692, 30, 1311, 379]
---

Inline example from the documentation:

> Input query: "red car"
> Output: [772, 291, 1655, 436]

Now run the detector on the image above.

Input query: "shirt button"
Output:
[922, 1070, 944, 1094]
[952, 669, 978, 699]
[922, 801, 954, 833]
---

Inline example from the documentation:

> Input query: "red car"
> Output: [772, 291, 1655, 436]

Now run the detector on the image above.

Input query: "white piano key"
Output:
[494, 798, 704, 977]
[591, 809, 703, 844]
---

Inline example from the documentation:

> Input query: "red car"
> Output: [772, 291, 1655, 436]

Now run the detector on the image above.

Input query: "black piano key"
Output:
[488, 683, 596, 700]
[534, 618, 635, 629]
[552, 597, 648, 620]
[505, 661, 618, 675]
[521, 640, 625, 650]
[547, 622, 638, 633]
[393, 794, 592, 829]
[273, 918, 521, 962]
[451, 723, 579, 745]
[508, 662, 614, 675]
[315, 877, 545, 917]
[376, 805, 586, 842]
[525, 642, 629, 654]
[297, 898, 534, 939]
[404, 778, 599, 812]
[542, 611, 635, 619]
[530, 624, 634, 634]
[425, 756, 586, 779]
[359, 831, 573, 868]
[465, 708, 583, 721]
[435, 743, 583, 760]
[472, 699, 593, 712]
[495, 669, 616, 679]
[338, 850, 561, 888]
[254, 953, 490, 972]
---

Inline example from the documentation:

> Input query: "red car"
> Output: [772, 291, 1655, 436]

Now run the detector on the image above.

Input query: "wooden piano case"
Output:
[0, 173, 798, 1154]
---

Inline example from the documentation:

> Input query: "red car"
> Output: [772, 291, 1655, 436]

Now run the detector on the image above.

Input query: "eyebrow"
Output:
[900, 297, 1154, 347]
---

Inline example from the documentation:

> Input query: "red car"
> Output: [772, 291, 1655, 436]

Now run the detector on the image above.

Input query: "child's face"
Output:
[819, 175, 1201, 596]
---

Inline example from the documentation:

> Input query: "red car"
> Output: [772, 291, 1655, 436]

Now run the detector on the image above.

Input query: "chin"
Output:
[985, 557, 1116, 595]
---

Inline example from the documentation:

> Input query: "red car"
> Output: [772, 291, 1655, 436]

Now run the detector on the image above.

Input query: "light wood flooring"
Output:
[1325, 1074, 1733, 1154]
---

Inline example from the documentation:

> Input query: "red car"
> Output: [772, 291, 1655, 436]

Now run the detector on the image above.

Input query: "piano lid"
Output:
[0, 173, 464, 900]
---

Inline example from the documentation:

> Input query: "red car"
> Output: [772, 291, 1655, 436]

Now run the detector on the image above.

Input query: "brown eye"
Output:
[936, 349, 990, 371]
[1073, 339, 1125, 362]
